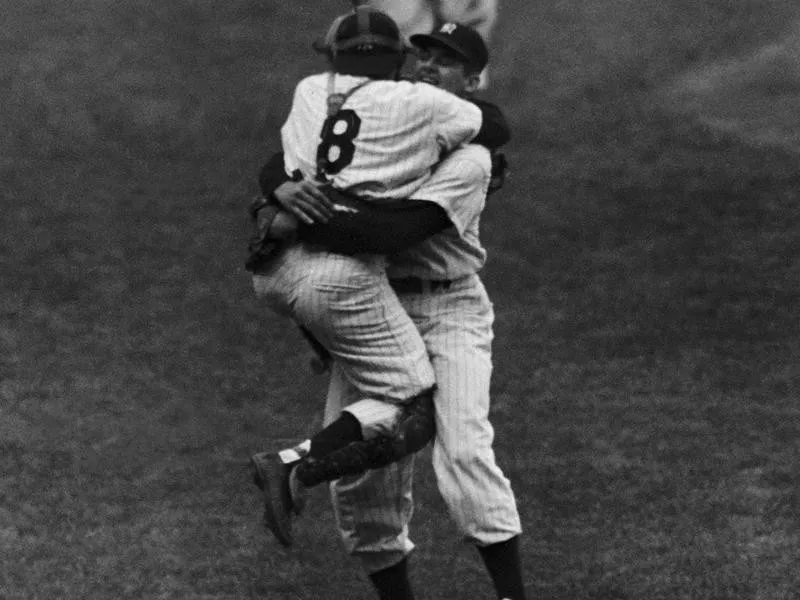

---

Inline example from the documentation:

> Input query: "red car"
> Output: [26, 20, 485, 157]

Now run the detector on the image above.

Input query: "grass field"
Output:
[2, 0, 800, 598]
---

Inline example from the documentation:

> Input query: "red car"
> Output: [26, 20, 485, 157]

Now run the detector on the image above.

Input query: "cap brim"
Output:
[409, 33, 471, 65]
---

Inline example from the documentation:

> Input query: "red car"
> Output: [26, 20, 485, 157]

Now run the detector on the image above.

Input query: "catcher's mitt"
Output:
[245, 196, 284, 273]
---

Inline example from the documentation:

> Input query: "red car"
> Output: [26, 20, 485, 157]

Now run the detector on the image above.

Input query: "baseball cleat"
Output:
[250, 452, 300, 546]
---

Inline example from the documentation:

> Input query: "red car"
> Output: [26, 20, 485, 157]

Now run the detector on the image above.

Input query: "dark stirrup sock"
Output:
[368, 557, 415, 600]
[307, 411, 363, 459]
[477, 536, 527, 600]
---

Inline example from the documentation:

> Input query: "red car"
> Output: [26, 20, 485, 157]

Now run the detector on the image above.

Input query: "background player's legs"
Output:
[437, 0, 498, 41]
[367, 0, 436, 40]
[400, 276, 526, 599]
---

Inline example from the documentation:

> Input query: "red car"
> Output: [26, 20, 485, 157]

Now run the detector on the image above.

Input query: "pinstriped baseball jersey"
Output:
[281, 73, 482, 200]
[386, 144, 491, 280]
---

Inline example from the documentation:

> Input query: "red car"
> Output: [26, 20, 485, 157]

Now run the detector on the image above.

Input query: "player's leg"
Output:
[332, 464, 418, 600]
[326, 364, 418, 599]
[251, 249, 436, 545]
[292, 249, 435, 409]
[286, 248, 437, 462]
[253, 245, 433, 404]
[252, 245, 435, 440]
[251, 375, 435, 546]
[400, 275, 527, 599]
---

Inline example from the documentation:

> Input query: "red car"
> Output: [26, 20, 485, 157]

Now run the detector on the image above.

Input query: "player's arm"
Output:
[430, 87, 483, 150]
[471, 98, 510, 149]
[258, 152, 335, 225]
[256, 152, 452, 254]
[301, 146, 491, 253]
[430, 88, 508, 151]
[299, 194, 452, 255]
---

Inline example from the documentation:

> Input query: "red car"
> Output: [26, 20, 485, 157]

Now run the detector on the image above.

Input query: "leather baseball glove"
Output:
[245, 196, 284, 273]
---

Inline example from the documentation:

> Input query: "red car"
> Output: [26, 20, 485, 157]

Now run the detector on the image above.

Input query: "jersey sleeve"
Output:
[428, 86, 483, 152]
[408, 145, 491, 236]
[280, 77, 316, 178]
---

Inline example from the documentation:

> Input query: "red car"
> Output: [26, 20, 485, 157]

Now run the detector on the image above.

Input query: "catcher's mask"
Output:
[313, 6, 406, 78]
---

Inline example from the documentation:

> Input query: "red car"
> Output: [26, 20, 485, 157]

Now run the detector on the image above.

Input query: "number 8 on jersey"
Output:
[317, 109, 362, 178]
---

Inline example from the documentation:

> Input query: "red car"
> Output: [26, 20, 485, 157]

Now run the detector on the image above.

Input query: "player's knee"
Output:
[398, 390, 436, 453]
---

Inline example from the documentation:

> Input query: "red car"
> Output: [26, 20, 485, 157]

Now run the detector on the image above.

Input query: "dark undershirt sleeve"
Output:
[471, 99, 511, 149]
[256, 154, 453, 255]
[299, 195, 451, 255]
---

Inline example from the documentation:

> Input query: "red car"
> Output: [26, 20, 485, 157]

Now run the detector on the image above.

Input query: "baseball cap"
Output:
[313, 7, 404, 55]
[410, 23, 489, 72]
[313, 6, 405, 77]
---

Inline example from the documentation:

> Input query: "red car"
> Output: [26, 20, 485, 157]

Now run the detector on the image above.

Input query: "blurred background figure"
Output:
[366, 0, 497, 41]
[367, 0, 498, 86]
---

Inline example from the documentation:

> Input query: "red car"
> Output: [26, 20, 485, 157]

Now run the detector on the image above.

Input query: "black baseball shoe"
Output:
[250, 452, 305, 546]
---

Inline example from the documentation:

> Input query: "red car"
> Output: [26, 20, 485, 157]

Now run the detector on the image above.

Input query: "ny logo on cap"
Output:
[439, 23, 457, 35]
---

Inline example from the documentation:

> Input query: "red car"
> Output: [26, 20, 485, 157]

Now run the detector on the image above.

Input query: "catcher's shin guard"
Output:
[294, 390, 435, 486]
[390, 388, 436, 456]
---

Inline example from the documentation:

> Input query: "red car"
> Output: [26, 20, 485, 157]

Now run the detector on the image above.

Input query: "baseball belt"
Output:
[389, 277, 454, 294]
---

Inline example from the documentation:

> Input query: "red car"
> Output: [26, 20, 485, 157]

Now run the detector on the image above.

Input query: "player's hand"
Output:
[273, 180, 335, 225]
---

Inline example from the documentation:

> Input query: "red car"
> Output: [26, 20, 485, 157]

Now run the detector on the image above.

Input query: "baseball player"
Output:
[247, 6, 509, 547]
[333, 25, 525, 599]
[257, 23, 526, 600]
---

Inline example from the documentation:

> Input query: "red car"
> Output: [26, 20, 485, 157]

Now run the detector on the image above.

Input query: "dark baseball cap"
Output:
[410, 23, 489, 71]
[313, 6, 406, 77]
[314, 7, 404, 55]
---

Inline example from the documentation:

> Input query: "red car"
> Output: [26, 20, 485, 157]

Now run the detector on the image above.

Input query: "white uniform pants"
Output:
[252, 243, 435, 437]
[327, 274, 522, 573]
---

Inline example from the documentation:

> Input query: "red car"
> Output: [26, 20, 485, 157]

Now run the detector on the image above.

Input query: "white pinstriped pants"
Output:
[252, 243, 435, 437]
[327, 274, 522, 574]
